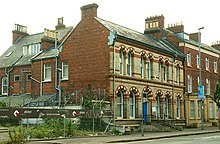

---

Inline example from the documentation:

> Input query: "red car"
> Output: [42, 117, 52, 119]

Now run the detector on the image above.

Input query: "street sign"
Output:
[0, 108, 113, 119]
[198, 85, 204, 100]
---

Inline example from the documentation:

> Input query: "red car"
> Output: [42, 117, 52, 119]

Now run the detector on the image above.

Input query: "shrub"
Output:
[8, 125, 26, 144]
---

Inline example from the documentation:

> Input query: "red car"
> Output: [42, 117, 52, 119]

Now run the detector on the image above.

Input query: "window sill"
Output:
[61, 78, 68, 81]
[43, 79, 52, 83]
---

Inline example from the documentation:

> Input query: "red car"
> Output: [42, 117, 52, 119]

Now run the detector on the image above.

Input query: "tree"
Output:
[210, 80, 220, 130]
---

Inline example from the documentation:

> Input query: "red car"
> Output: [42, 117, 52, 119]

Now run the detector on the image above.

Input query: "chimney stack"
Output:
[167, 22, 184, 33]
[189, 32, 199, 42]
[80, 3, 98, 20]
[55, 17, 66, 30]
[12, 24, 28, 44]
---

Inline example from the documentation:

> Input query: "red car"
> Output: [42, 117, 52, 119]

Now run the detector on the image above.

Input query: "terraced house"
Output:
[144, 15, 220, 127]
[0, 3, 195, 127]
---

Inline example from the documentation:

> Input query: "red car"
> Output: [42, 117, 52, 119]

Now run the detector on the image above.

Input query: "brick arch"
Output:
[128, 47, 135, 55]
[115, 85, 128, 96]
[147, 53, 153, 59]
[129, 86, 140, 98]
[140, 50, 147, 58]
[165, 91, 171, 99]
[176, 92, 183, 100]
[156, 89, 163, 97]
[164, 58, 170, 65]
[143, 86, 153, 98]
[158, 56, 164, 62]
[118, 45, 126, 53]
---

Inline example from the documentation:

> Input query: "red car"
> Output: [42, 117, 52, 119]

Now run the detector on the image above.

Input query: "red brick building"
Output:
[144, 15, 220, 127]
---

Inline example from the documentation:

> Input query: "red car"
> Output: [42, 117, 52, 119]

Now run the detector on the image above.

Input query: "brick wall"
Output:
[60, 4, 111, 91]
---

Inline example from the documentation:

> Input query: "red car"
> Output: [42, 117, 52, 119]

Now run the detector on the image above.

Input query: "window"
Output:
[140, 56, 145, 78]
[163, 64, 168, 82]
[119, 51, 124, 75]
[190, 100, 195, 119]
[209, 102, 214, 119]
[206, 79, 210, 95]
[23, 46, 27, 55]
[196, 55, 199, 69]
[2, 77, 8, 95]
[117, 91, 123, 118]
[62, 62, 68, 80]
[187, 53, 191, 66]
[214, 60, 218, 73]
[197, 76, 200, 85]
[158, 62, 162, 81]
[29, 43, 41, 55]
[205, 57, 209, 70]
[156, 96, 160, 119]
[176, 97, 180, 119]
[216, 105, 219, 118]
[127, 53, 133, 76]
[187, 75, 192, 93]
[130, 92, 135, 119]
[146, 60, 151, 79]
[197, 100, 201, 118]
[176, 66, 180, 85]
[44, 64, 51, 81]
[164, 97, 169, 119]
[14, 75, 20, 82]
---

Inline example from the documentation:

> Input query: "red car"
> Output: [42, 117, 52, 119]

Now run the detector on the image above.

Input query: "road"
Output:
[122, 133, 220, 144]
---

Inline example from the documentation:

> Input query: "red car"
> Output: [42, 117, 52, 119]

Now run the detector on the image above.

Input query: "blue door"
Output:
[143, 102, 148, 122]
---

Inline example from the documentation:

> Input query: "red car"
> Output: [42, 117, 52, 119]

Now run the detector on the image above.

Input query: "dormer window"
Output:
[28, 43, 41, 55]
[23, 46, 27, 55]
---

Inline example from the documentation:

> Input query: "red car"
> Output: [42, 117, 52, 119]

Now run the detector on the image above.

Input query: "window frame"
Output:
[214, 60, 218, 73]
[14, 75, 20, 82]
[146, 60, 151, 79]
[1, 77, 8, 95]
[62, 62, 68, 80]
[190, 100, 195, 119]
[187, 53, 191, 66]
[129, 92, 135, 119]
[117, 91, 123, 119]
[44, 64, 52, 82]
[206, 79, 210, 95]
[205, 57, 209, 70]
[140, 56, 145, 78]
[119, 51, 124, 75]
[187, 75, 192, 93]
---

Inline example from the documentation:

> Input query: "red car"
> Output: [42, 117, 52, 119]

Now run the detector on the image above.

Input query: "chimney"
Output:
[41, 28, 58, 50]
[80, 3, 98, 20]
[145, 15, 164, 32]
[12, 24, 28, 44]
[167, 22, 184, 33]
[189, 32, 198, 42]
[55, 17, 66, 30]
[211, 41, 220, 50]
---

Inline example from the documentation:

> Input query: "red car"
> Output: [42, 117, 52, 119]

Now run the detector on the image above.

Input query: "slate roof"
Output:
[0, 26, 73, 68]
[95, 17, 183, 57]
[164, 28, 220, 55]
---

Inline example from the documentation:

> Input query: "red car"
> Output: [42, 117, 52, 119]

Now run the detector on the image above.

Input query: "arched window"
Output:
[158, 61, 162, 81]
[146, 59, 152, 79]
[163, 64, 168, 82]
[117, 91, 123, 118]
[119, 51, 124, 75]
[127, 53, 133, 76]
[140, 56, 145, 78]
[176, 97, 180, 119]
[176, 66, 180, 85]
[156, 96, 160, 119]
[165, 97, 169, 119]
[130, 92, 135, 118]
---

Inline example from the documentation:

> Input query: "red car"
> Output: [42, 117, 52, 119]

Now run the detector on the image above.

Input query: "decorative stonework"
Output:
[156, 89, 163, 97]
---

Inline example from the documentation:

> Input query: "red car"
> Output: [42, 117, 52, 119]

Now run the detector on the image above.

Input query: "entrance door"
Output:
[143, 102, 148, 122]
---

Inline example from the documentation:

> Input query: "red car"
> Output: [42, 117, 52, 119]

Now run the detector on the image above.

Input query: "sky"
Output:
[1, 0, 220, 55]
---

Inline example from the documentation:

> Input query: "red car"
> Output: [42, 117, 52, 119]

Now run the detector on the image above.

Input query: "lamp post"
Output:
[198, 27, 204, 130]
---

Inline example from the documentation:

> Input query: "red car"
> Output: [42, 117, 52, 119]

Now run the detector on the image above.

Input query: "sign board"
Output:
[198, 85, 204, 100]
[0, 108, 113, 119]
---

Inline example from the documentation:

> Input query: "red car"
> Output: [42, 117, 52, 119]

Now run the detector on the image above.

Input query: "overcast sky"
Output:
[1, 0, 220, 55]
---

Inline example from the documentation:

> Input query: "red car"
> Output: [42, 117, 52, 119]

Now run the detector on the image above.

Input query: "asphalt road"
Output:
[123, 133, 220, 144]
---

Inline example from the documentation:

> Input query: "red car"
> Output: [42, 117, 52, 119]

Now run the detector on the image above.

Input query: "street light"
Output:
[198, 27, 204, 130]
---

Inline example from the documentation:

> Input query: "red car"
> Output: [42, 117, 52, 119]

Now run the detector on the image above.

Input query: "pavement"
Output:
[26, 127, 220, 144]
